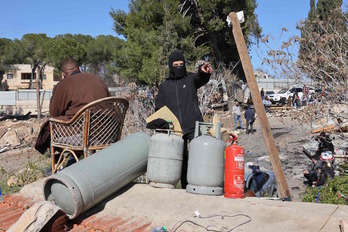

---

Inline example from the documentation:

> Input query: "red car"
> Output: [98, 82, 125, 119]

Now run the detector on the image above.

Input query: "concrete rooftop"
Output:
[1, 177, 347, 231]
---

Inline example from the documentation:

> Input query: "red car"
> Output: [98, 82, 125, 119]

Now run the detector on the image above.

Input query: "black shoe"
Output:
[66, 158, 77, 167]
[303, 180, 311, 186]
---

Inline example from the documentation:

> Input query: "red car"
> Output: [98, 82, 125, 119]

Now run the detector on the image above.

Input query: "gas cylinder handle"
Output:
[227, 133, 238, 144]
[194, 121, 218, 140]
[154, 129, 183, 136]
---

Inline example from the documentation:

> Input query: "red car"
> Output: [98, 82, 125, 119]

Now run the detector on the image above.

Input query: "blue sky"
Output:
[0, 0, 346, 70]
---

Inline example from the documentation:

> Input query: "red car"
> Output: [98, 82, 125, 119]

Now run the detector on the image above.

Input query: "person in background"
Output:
[304, 155, 323, 186]
[260, 88, 265, 100]
[232, 100, 243, 130]
[303, 84, 309, 106]
[316, 131, 335, 155]
[292, 91, 299, 109]
[244, 105, 255, 134]
[322, 161, 335, 180]
[309, 95, 318, 106]
[155, 51, 212, 189]
[262, 96, 272, 112]
[312, 167, 327, 188]
[287, 97, 292, 107]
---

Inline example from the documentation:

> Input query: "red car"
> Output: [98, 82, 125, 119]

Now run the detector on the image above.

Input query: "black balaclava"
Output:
[168, 51, 186, 79]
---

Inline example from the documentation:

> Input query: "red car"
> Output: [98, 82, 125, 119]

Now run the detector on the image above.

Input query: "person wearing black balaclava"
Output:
[155, 51, 212, 189]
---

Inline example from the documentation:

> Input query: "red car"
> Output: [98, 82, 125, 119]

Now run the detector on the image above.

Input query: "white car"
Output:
[265, 91, 275, 97]
[268, 86, 315, 105]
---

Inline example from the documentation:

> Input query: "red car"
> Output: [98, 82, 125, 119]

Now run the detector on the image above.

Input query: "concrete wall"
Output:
[0, 90, 52, 115]
[0, 91, 16, 106]
[0, 102, 49, 116]
[0, 87, 129, 116]
[256, 78, 296, 91]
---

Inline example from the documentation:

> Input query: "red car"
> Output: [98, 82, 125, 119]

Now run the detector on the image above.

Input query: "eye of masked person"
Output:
[172, 61, 184, 67]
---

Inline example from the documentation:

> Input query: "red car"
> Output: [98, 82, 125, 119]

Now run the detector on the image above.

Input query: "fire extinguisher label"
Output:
[234, 155, 244, 162]
[235, 154, 244, 170]
[234, 175, 244, 190]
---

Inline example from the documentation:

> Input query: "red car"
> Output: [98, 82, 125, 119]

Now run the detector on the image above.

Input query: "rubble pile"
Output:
[0, 118, 45, 153]
[0, 118, 50, 188]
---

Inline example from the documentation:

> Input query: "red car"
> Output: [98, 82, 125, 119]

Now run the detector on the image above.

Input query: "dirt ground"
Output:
[0, 118, 48, 169]
[220, 114, 311, 201]
[0, 118, 50, 193]
[0, 113, 311, 200]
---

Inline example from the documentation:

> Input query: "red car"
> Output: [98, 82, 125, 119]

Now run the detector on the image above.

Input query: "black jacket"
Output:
[318, 137, 335, 153]
[244, 107, 255, 121]
[155, 67, 210, 138]
[315, 171, 327, 187]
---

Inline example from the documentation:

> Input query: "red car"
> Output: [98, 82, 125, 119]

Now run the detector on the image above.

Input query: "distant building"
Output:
[1, 64, 60, 90]
[254, 70, 295, 91]
[241, 70, 297, 103]
[254, 70, 272, 80]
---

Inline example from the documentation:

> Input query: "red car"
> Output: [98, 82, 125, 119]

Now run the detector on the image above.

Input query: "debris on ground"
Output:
[0, 118, 44, 151]
[0, 111, 31, 121]
[7, 201, 66, 232]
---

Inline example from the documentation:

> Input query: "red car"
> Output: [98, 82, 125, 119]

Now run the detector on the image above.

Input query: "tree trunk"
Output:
[30, 64, 38, 89]
[36, 64, 45, 119]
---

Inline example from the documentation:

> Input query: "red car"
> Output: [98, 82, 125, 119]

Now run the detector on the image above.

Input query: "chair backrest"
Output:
[50, 97, 129, 151]
[86, 97, 129, 149]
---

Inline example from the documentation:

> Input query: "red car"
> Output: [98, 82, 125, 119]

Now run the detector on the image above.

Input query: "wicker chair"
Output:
[49, 97, 129, 173]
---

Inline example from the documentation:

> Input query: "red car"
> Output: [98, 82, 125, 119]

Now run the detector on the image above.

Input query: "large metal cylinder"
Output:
[43, 132, 150, 219]
[147, 130, 184, 188]
[186, 122, 225, 195]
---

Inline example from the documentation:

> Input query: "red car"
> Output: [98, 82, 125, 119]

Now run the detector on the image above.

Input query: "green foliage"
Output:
[0, 38, 13, 77]
[1, 39, 27, 65]
[302, 176, 348, 205]
[308, 0, 316, 20]
[2, 0, 262, 85]
[0, 166, 22, 195]
[87, 35, 125, 79]
[45, 35, 88, 70]
[316, 0, 343, 20]
[110, 0, 262, 84]
[21, 33, 49, 64]
[0, 156, 51, 196]
[298, 0, 347, 83]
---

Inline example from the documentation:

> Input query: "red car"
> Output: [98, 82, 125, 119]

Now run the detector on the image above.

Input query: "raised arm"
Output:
[194, 63, 212, 89]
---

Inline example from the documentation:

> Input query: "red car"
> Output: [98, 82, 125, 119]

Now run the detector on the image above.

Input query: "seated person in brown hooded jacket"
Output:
[35, 57, 111, 154]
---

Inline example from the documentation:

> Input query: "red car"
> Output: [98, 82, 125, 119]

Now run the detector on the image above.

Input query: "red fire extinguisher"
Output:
[224, 133, 245, 198]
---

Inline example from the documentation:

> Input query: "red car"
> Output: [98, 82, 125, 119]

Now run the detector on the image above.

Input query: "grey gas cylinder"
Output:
[43, 132, 150, 219]
[186, 121, 226, 195]
[147, 129, 184, 188]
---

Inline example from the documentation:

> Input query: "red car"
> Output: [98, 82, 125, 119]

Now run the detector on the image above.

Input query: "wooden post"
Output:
[36, 66, 41, 119]
[229, 12, 291, 199]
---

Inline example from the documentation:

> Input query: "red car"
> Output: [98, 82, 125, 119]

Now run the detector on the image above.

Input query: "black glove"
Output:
[146, 118, 171, 130]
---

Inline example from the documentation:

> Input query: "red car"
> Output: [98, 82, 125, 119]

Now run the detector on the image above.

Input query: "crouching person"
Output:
[303, 155, 322, 186]
[322, 161, 335, 180]
[312, 167, 327, 188]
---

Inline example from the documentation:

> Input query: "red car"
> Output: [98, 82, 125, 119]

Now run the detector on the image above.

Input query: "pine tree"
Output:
[298, 0, 347, 83]
[308, 0, 316, 21]
[110, 0, 261, 85]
